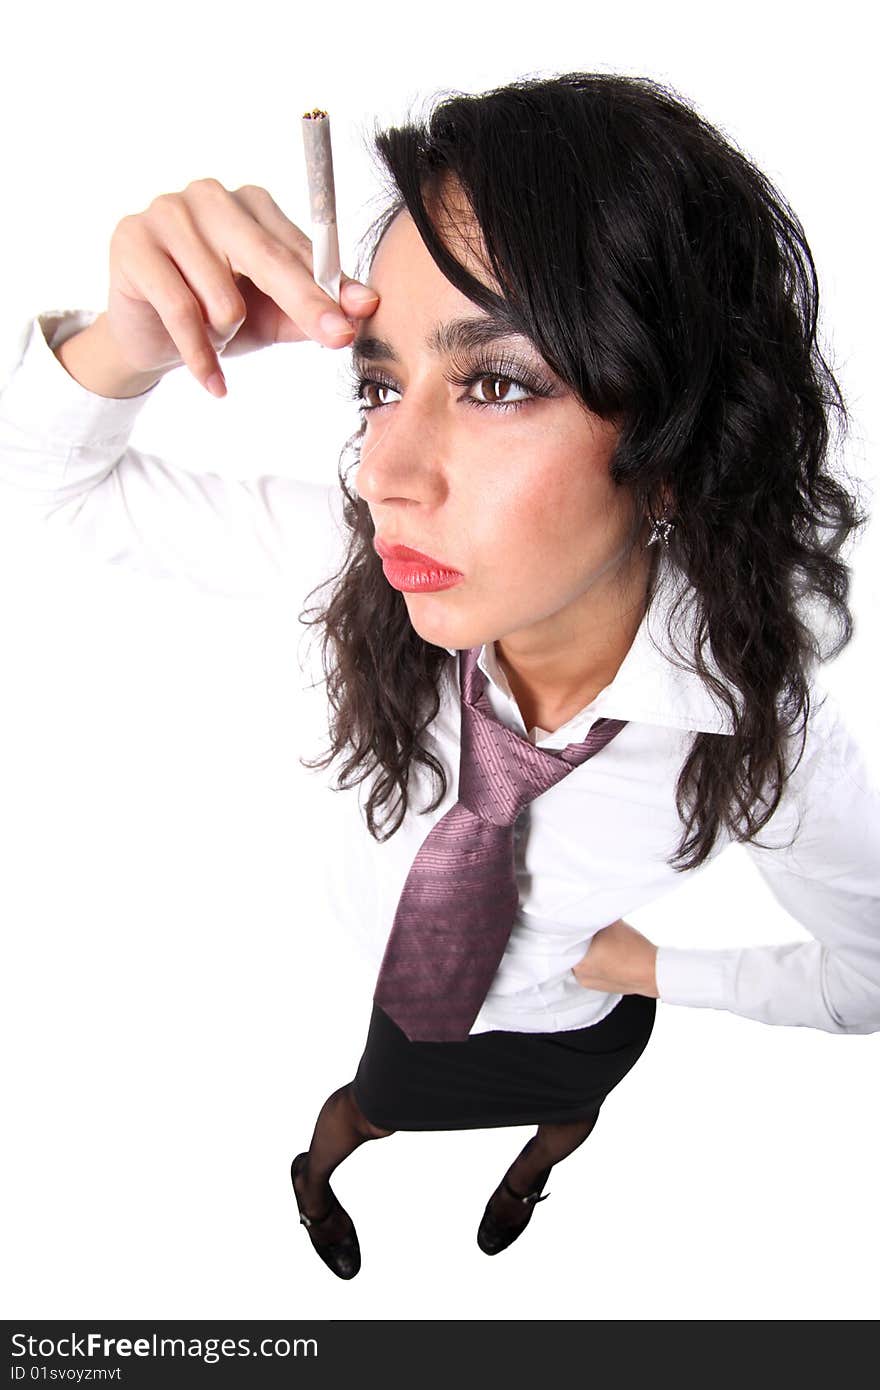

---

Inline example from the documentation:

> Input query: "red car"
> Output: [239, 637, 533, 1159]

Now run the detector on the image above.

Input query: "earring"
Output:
[645, 507, 675, 548]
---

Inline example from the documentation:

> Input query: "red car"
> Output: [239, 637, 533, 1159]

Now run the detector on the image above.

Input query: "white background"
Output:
[1, 0, 877, 1322]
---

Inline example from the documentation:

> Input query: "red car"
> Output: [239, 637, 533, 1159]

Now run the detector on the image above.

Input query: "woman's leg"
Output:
[293, 1080, 395, 1244]
[487, 1106, 601, 1227]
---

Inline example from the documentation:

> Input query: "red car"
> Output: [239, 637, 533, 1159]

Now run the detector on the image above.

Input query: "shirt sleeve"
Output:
[0, 308, 348, 601]
[654, 682, 880, 1034]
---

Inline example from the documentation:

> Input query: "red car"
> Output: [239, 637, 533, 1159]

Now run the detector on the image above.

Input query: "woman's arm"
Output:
[0, 309, 347, 600]
[655, 685, 880, 1034]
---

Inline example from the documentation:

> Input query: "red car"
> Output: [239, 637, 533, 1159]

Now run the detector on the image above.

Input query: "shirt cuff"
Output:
[654, 944, 739, 1010]
[0, 309, 160, 447]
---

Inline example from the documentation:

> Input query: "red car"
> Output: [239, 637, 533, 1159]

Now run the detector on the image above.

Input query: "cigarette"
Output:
[301, 108, 342, 303]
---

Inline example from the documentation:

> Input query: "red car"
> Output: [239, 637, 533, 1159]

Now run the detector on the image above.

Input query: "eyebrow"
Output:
[351, 312, 532, 369]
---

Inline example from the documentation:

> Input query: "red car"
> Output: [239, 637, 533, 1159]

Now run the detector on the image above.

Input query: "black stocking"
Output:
[293, 1081, 394, 1244]
[488, 1106, 601, 1227]
[516, 1106, 601, 1187]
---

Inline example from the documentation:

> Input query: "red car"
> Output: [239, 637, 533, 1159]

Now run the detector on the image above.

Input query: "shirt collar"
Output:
[443, 548, 738, 737]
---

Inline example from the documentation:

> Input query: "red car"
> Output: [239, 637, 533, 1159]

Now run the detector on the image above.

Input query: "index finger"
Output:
[231, 184, 381, 326]
[197, 182, 372, 346]
[232, 184, 380, 332]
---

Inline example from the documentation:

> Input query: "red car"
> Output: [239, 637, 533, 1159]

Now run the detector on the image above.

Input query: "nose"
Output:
[353, 390, 448, 509]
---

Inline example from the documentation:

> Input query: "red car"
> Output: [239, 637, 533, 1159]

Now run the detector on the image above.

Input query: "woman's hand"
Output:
[103, 178, 380, 394]
[571, 919, 659, 998]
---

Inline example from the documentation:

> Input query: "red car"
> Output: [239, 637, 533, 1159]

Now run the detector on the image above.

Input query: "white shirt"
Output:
[2, 308, 879, 1037]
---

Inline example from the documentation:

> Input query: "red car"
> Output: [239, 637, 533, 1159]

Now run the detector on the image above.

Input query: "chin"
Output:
[401, 609, 464, 650]
[403, 589, 500, 645]
[404, 611, 452, 644]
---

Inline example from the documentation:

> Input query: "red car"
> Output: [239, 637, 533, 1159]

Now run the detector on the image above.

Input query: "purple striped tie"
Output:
[372, 645, 628, 1042]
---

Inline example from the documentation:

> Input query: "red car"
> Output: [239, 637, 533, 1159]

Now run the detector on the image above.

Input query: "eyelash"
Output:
[344, 351, 556, 416]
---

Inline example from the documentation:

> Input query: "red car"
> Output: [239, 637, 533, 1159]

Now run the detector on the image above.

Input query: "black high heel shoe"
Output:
[477, 1161, 552, 1256]
[291, 1152, 361, 1280]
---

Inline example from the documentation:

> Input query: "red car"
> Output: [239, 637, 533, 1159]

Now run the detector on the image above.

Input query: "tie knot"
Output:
[456, 646, 628, 825]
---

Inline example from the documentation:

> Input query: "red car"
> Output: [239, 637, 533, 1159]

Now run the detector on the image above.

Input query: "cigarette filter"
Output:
[302, 108, 342, 302]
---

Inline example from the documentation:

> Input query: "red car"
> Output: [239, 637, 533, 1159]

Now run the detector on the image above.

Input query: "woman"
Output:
[1, 72, 877, 1282]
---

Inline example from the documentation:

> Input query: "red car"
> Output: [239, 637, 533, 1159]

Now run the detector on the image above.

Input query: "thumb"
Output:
[339, 273, 380, 317]
[271, 274, 379, 346]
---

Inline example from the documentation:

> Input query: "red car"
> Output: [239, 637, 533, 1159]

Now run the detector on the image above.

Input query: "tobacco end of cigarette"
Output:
[301, 110, 337, 223]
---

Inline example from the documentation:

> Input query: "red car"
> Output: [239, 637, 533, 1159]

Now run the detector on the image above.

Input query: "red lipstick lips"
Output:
[374, 537, 464, 593]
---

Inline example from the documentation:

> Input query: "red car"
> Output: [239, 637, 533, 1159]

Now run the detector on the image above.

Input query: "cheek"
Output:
[479, 434, 612, 564]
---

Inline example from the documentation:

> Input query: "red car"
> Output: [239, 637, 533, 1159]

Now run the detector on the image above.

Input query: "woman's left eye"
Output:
[469, 375, 532, 408]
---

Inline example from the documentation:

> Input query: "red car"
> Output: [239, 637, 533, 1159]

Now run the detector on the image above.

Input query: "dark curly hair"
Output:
[297, 70, 869, 872]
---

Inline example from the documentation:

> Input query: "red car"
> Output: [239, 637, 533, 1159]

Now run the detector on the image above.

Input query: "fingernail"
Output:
[205, 371, 226, 398]
[347, 283, 379, 306]
[319, 310, 354, 339]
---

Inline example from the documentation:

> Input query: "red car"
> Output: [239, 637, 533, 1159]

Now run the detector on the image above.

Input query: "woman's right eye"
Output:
[358, 380, 401, 410]
[344, 368, 401, 412]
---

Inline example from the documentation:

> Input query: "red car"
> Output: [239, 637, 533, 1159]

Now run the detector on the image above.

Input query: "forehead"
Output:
[356, 211, 534, 365]
[368, 191, 496, 295]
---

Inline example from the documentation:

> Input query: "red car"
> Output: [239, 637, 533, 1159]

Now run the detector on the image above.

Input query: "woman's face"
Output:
[352, 204, 650, 663]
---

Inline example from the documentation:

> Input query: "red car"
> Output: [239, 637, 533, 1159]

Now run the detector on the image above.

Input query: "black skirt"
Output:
[351, 992, 657, 1132]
